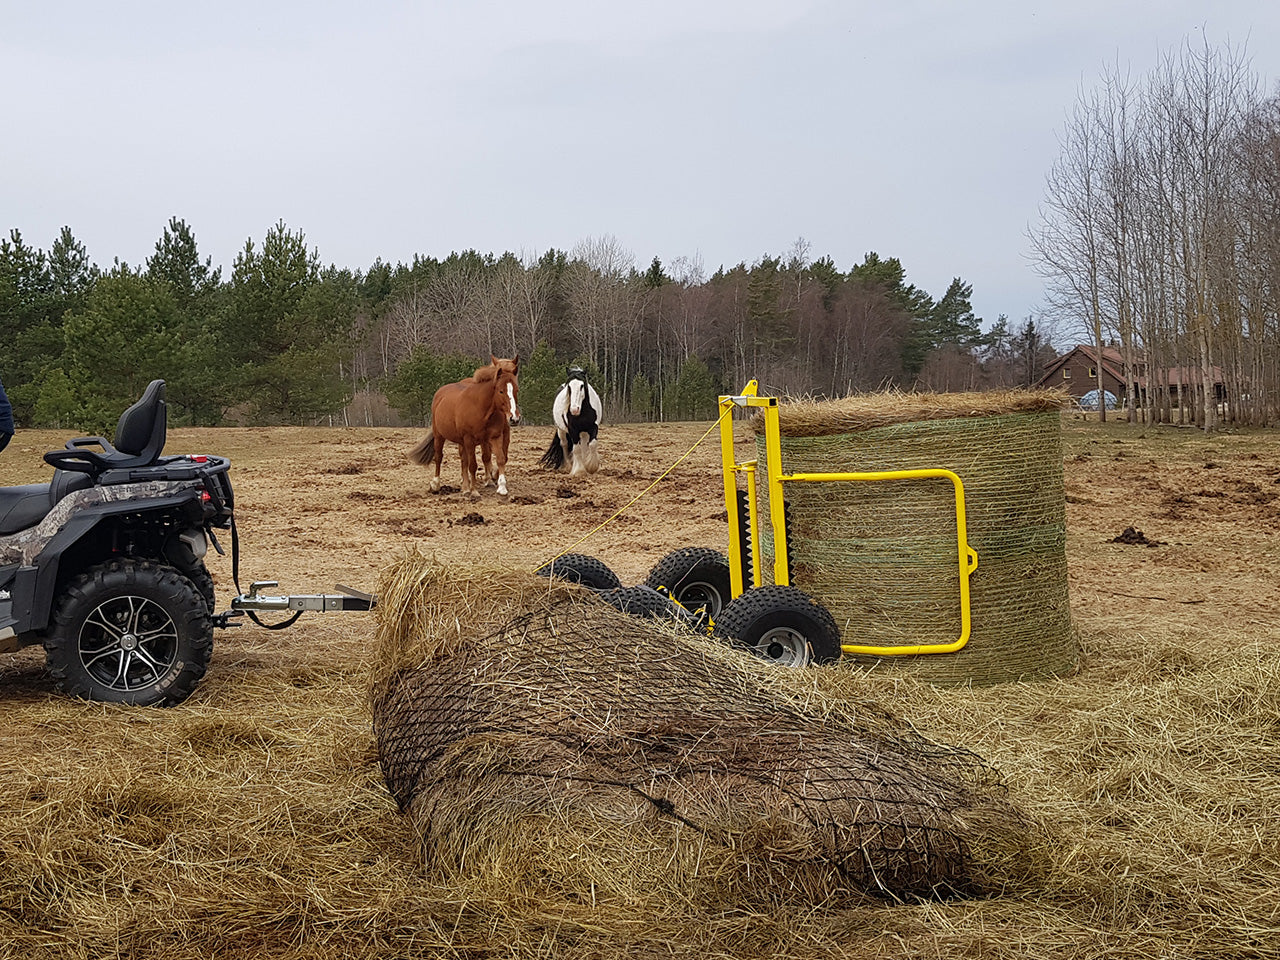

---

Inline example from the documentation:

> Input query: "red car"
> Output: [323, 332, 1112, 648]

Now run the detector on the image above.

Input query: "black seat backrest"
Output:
[41, 380, 168, 476]
[113, 379, 167, 459]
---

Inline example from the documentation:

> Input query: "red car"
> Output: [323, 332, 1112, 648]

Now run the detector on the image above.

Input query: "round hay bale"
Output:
[752, 389, 1077, 684]
[370, 552, 1034, 908]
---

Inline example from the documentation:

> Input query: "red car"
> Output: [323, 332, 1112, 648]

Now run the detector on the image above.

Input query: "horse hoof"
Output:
[429, 479, 441, 492]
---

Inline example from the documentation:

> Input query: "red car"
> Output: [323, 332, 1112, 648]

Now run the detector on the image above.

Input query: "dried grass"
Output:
[754, 388, 1073, 437]
[3, 596, 1277, 958]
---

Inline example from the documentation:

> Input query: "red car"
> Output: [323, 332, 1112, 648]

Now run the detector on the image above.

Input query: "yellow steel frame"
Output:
[719, 381, 980, 657]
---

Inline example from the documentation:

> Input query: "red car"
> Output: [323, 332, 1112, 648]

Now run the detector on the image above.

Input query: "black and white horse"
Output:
[538, 367, 602, 476]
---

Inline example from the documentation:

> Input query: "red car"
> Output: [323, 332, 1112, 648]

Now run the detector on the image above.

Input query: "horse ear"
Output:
[513, 354, 520, 373]
[490, 354, 499, 366]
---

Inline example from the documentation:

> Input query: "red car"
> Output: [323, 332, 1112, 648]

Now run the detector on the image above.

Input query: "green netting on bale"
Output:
[755, 408, 1076, 684]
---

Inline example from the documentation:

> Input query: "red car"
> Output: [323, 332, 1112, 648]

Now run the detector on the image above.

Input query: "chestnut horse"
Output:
[408, 362, 521, 497]
[470, 356, 519, 490]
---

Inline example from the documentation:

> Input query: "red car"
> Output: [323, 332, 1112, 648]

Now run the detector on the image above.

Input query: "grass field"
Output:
[1, 414, 1277, 959]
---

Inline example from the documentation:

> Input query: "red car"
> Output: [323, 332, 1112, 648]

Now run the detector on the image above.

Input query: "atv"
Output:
[0, 380, 233, 706]
[0, 380, 372, 707]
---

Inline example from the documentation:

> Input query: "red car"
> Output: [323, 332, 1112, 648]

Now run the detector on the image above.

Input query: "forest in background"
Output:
[5, 37, 1279, 434]
[0, 222, 1050, 433]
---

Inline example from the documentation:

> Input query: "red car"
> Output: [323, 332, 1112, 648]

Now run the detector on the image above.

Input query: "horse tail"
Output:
[407, 433, 435, 466]
[538, 433, 565, 470]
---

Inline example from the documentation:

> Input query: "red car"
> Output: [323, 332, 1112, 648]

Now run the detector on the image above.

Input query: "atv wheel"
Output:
[643, 547, 732, 619]
[44, 560, 214, 707]
[186, 562, 217, 614]
[714, 585, 841, 668]
[535, 553, 621, 590]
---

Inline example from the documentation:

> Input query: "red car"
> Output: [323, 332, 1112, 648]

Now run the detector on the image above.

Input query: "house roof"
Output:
[1034, 344, 1127, 389]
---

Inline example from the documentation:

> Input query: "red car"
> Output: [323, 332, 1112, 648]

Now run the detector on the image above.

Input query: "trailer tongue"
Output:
[214, 581, 376, 630]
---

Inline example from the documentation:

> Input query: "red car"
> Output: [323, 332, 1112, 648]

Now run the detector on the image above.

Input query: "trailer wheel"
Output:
[599, 585, 701, 628]
[714, 585, 841, 668]
[44, 559, 213, 707]
[535, 553, 621, 590]
[644, 547, 732, 618]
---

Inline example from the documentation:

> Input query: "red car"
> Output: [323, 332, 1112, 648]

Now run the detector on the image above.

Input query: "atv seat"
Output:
[0, 468, 94, 536]
[42, 380, 168, 477]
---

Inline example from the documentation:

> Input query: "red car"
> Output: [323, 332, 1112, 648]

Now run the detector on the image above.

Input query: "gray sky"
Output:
[4, 1, 1279, 332]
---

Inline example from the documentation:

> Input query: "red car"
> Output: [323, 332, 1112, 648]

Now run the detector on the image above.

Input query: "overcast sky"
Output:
[4, 1, 1279, 334]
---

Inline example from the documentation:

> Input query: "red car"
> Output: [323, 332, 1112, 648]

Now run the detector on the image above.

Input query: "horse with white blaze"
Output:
[538, 367, 602, 476]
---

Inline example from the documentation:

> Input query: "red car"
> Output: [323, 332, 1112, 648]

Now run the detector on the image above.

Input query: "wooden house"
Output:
[1034, 345, 1128, 405]
[1035, 344, 1226, 409]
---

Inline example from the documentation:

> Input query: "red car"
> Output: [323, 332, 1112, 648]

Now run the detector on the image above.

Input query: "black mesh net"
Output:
[371, 556, 1032, 905]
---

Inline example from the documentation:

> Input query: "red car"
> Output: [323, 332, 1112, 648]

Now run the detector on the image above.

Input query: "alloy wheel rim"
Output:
[78, 595, 179, 691]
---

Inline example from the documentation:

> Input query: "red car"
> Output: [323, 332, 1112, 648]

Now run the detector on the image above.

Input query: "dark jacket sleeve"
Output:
[0, 377, 15, 437]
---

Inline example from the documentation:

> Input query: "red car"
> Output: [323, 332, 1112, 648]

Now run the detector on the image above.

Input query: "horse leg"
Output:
[480, 436, 496, 487]
[494, 429, 509, 497]
[568, 427, 586, 478]
[462, 441, 480, 498]
[430, 433, 446, 492]
[584, 421, 601, 474]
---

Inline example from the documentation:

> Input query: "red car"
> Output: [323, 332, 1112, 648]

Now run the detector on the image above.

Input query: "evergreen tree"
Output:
[928, 277, 984, 347]
[383, 348, 476, 424]
[61, 265, 182, 433]
[517, 342, 569, 426]
[225, 222, 356, 422]
[32, 366, 77, 429]
[146, 217, 221, 308]
[669, 356, 720, 420]
[48, 226, 98, 311]
[145, 218, 227, 424]
[643, 257, 668, 289]
[0, 230, 61, 421]
[848, 252, 936, 379]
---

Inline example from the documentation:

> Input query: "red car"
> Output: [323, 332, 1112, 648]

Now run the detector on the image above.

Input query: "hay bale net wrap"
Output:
[370, 553, 1033, 906]
[751, 390, 1076, 684]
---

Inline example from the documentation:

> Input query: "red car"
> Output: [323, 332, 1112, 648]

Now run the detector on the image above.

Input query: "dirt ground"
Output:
[3, 411, 1280, 958]
[3, 413, 1279, 688]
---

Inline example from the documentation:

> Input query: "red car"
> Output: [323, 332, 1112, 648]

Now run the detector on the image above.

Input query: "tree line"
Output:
[1, 222, 1050, 433]
[1031, 36, 1280, 428]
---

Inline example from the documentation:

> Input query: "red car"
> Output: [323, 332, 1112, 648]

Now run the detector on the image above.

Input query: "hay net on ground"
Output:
[370, 552, 1032, 905]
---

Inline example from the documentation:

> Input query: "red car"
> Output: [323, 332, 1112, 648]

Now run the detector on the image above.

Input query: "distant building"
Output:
[1034, 344, 1225, 408]
[1034, 345, 1128, 404]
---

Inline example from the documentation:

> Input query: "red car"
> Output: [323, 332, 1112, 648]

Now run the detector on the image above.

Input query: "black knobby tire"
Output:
[643, 547, 733, 619]
[44, 559, 214, 707]
[535, 553, 621, 590]
[714, 585, 842, 668]
[599, 585, 700, 627]
[186, 562, 217, 614]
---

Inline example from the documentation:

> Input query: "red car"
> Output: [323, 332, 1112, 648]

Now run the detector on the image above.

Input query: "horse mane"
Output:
[471, 355, 520, 384]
